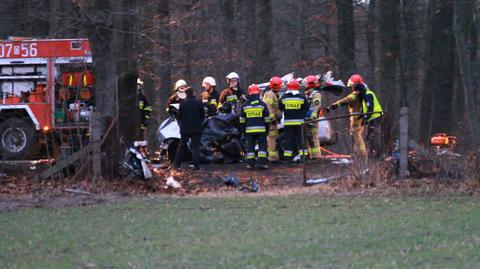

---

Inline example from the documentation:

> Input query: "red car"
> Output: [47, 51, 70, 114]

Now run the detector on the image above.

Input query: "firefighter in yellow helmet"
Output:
[330, 74, 367, 160]
[262, 76, 282, 162]
[304, 75, 322, 159]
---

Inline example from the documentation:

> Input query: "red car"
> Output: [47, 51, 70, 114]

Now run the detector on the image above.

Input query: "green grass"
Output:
[1, 195, 480, 268]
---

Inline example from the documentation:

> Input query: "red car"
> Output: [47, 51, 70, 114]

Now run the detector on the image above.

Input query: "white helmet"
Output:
[226, 72, 240, 81]
[174, 79, 188, 91]
[202, 76, 216, 87]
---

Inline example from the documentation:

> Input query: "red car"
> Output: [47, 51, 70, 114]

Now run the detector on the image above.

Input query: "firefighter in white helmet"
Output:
[218, 72, 245, 114]
[166, 79, 188, 111]
[201, 76, 219, 117]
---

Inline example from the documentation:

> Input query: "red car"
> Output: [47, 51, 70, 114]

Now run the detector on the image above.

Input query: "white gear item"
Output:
[226, 72, 240, 81]
[174, 79, 188, 91]
[137, 78, 144, 86]
[202, 76, 216, 87]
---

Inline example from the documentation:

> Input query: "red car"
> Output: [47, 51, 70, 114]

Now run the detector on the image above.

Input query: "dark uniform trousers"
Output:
[245, 133, 267, 167]
[283, 126, 307, 160]
[174, 134, 201, 169]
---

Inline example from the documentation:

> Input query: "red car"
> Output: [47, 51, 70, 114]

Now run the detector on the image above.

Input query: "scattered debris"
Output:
[223, 173, 240, 187]
[119, 144, 153, 180]
[64, 188, 92, 195]
[223, 174, 259, 192]
[239, 178, 260, 193]
[165, 176, 182, 189]
[331, 158, 353, 165]
[305, 173, 349, 185]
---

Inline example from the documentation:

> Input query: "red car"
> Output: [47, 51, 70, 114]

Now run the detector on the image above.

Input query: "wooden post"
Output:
[91, 112, 102, 180]
[399, 107, 409, 178]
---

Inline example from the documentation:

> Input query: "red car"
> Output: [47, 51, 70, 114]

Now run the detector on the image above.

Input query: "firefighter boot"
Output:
[307, 123, 322, 159]
[257, 134, 269, 169]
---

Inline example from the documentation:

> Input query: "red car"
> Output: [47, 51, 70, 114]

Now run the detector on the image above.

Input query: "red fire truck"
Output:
[0, 37, 95, 159]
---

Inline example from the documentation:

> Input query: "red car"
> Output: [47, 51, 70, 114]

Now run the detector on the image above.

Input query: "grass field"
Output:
[1, 195, 479, 268]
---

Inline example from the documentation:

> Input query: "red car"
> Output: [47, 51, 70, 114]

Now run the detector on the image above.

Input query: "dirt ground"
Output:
[0, 160, 479, 212]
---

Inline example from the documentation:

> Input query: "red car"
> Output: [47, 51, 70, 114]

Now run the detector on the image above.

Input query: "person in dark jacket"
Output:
[174, 87, 205, 170]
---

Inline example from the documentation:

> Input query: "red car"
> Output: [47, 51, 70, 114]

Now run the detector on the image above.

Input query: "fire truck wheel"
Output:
[0, 118, 39, 160]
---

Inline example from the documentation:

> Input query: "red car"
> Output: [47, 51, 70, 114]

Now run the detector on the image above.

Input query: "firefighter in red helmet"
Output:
[239, 84, 270, 169]
[262, 76, 282, 162]
[330, 74, 368, 160]
[279, 79, 309, 161]
[304, 75, 322, 159]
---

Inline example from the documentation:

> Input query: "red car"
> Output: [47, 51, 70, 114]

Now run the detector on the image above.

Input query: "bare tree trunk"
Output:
[113, 0, 139, 144]
[379, 0, 400, 151]
[155, 0, 173, 120]
[252, 0, 273, 82]
[336, 0, 355, 78]
[223, 0, 235, 71]
[454, 0, 480, 157]
[366, 0, 376, 86]
[420, 0, 455, 140]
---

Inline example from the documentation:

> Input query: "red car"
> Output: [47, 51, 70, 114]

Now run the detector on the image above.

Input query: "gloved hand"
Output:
[275, 114, 282, 123]
[311, 111, 318, 120]
[361, 115, 369, 126]
[331, 103, 338, 110]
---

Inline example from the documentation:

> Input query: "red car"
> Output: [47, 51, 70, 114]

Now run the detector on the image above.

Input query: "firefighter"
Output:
[262, 76, 282, 162]
[166, 79, 188, 114]
[329, 74, 367, 160]
[304, 75, 322, 159]
[218, 72, 245, 114]
[137, 80, 152, 140]
[201, 76, 219, 117]
[279, 78, 309, 161]
[239, 84, 270, 169]
[358, 81, 384, 159]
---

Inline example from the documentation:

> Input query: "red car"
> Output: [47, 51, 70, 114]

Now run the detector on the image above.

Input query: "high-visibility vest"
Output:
[362, 89, 383, 122]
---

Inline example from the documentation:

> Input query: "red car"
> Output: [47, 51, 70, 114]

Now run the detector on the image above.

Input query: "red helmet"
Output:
[286, 79, 300, 90]
[247, 84, 260, 95]
[269, 76, 282, 90]
[305, 75, 318, 88]
[347, 74, 364, 87]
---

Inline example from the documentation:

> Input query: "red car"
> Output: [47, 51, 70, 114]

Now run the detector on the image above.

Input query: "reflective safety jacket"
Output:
[218, 87, 244, 107]
[207, 89, 219, 108]
[262, 89, 281, 123]
[307, 88, 322, 119]
[279, 91, 309, 126]
[138, 93, 152, 120]
[239, 95, 270, 133]
[362, 88, 383, 122]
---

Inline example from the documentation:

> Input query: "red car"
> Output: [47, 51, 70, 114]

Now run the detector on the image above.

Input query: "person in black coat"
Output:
[174, 87, 205, 170]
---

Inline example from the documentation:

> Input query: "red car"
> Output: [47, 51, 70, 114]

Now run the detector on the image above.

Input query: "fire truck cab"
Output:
[0, 37, 95, 159]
